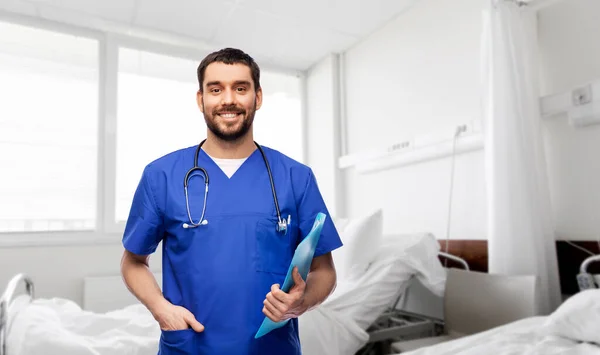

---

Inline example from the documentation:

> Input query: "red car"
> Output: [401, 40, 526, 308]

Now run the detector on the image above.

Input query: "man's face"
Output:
[197, 62, 262, 142]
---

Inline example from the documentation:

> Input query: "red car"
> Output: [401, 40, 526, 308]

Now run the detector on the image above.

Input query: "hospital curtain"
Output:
[481, 0, 562, 314]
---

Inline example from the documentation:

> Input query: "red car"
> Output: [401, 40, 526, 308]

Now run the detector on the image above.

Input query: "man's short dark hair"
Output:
[197, 48, 261, 93]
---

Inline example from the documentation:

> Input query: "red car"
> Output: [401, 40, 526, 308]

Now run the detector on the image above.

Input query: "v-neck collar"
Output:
[198, 147, 261, 181]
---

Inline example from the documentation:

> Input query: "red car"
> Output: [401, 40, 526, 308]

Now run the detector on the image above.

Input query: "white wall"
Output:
[538, 0, 600, 241]
[0, 239, 162, 306]
[306, 55, 341, 217]
[339, 0, 600, 242]
[343, 0, 487, 239]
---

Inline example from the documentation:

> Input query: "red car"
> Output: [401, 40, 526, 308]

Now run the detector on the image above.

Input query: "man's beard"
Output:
[204, 101, 256, 142]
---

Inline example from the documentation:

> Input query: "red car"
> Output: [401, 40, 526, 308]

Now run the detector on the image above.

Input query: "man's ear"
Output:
[255, 87, 263, 110]
[196, 90, 204, 113]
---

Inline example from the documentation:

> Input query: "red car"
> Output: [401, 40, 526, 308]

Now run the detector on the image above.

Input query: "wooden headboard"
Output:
[437, 240, 600, 295]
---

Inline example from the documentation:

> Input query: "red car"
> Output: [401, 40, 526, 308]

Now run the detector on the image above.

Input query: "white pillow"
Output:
[379, 233, 446, 297]
[332, 209, 383, 282]
[543, 289, 600, 344]
[325, 232, 444, 329]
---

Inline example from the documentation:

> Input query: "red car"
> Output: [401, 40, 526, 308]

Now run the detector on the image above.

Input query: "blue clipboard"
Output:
[254, 212, 327, 338]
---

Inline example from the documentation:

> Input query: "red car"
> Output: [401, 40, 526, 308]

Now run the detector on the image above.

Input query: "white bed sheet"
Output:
[298, 305, 369, 355]
[396, 317, 600, 355]
[6, 296, 160, 355]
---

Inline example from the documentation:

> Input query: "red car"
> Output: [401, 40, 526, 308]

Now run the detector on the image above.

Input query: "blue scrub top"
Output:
[122, 145, 343, 355]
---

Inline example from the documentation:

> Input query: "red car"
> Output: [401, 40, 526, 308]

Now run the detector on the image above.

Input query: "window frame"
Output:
[0, 11, 307, 247]
[0, 12, 105, 246]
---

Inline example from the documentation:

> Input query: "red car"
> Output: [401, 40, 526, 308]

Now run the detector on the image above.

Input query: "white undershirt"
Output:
[205, 152, 248, 178]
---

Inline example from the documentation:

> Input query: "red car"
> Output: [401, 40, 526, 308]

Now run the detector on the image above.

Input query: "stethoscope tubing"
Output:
[183, 140, 286, 231]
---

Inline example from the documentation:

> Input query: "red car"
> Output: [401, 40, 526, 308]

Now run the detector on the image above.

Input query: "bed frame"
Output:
[359, 308, 444, 355]
[0, 273, 34, 355]
[358, 253, 600, 355]
[578, 254, 600, 291]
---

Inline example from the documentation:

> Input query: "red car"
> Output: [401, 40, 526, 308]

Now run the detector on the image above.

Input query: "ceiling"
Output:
[0, 0, 418, 71]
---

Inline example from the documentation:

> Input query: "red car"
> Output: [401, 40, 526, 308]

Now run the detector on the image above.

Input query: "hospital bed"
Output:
[0, 272, 161, 355]
[0, 232, 449, 355]
[296, 233, 467, 355]
[388, 254, 600, 355]
[355, 252, 469, 355]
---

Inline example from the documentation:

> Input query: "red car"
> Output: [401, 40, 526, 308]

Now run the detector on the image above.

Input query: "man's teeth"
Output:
[220, 113, 238, 118]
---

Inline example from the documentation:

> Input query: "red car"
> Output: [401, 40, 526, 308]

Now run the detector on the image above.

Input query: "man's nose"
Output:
[221, 88, 235, 105]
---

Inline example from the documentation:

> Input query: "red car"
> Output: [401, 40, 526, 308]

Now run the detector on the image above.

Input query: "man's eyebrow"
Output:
[233, 80, 252, 86]
[205, 80, 252, 87]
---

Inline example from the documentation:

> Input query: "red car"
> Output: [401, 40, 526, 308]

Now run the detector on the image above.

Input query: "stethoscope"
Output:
[182, 139, 290, 234]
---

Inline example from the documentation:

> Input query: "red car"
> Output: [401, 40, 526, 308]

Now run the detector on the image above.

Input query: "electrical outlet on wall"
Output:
[572, 85, 593, 106]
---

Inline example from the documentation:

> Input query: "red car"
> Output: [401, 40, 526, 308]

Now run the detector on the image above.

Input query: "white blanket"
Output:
[398, 317, 600, 355]
[6, 296, 160, 355]
[298, 306, 368, 355]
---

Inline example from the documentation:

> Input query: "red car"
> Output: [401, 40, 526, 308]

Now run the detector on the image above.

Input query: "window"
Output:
[0, 18, 305, 241]
[115, 48, 204, 222]
[0, 21, 99, 233]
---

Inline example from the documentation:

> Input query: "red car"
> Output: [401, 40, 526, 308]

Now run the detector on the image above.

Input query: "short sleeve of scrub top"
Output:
[122, 166, 164, 256]
[295, 168, 343, 256]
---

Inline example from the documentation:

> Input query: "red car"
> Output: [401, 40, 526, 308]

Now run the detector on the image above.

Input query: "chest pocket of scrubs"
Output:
[255, 219, 295, 275]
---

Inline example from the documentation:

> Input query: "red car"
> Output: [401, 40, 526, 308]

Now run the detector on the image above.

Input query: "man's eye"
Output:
[211, 88, 221, 93]
[237, 87, 246, 92]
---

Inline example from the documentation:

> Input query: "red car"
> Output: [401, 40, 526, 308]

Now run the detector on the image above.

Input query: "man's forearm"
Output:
[121, 252, 167, 315]
[301, 266, 337, 312]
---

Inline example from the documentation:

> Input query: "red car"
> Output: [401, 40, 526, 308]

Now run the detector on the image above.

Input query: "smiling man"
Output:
[120, 48, 343, 355]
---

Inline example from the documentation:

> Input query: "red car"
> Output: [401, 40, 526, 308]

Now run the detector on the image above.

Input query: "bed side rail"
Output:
[438, 251, 470, 271]
[577, 254, 600, 291]
[390, 252, 469, 311]
[0, 273, 35, 355]
[580, 254, 600, 274]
